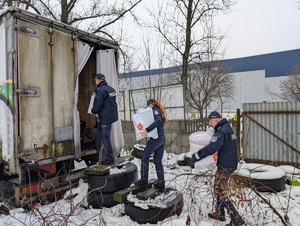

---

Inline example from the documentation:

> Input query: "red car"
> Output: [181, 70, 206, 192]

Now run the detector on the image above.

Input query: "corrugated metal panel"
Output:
[17, 17, 77, 163]
[242, 102, 300, 165]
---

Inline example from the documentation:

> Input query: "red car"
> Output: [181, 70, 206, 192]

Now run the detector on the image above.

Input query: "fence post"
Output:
[236, 108, 241, 160]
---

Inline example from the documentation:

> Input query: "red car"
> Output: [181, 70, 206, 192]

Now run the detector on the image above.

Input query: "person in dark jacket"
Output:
[135, 99, 167, 192]
[91, 73, 118, 165]
[191, 111, 245, 226]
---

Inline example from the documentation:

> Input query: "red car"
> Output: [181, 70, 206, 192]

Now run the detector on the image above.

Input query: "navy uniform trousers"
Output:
[95, 123, 114, 162]
[140, 135, 165, 185]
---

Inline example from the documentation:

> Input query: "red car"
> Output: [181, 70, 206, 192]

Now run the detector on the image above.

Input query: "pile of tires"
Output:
[86, 162, 138, 208]
[124, 188, 184, 224]
[237, 163, 286, 192]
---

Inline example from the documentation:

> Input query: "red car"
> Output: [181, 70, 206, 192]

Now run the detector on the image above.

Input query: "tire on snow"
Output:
[237, 163, 286, 192]
[88, 162, 138, 192]
[253, 176, 286, 192]
[87, 188, 117, 208]
[124, 188, 184, 224]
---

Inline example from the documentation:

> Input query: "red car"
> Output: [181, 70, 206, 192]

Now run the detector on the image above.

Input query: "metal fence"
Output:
[242, 102, 300, 166]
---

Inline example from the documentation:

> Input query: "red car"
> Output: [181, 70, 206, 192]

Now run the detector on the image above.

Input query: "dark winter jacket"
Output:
[145, 106, 164, 137]
[192, 118, 238, 170]
[91, 81, 118, 125]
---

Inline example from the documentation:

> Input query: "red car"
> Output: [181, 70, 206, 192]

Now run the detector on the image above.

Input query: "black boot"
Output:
[225, 217, 245, 226]
[154, 182, 165, 193]
[135, 179, 148, 188]
[208, 212, 226, 221]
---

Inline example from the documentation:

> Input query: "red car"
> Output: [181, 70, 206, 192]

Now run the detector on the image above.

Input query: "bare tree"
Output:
[0, 0, 142, 39]
[266, 63, 300, 102]
[130, 32, 177, 106]
[185, 14, 235, 119]
[0, 0, 142, 76]
[278, 63, 300, 101]
[147, 0, 235, 117]
[186, 62, 235, 119]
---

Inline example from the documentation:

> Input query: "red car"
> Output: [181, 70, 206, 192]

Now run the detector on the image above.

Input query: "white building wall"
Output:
[119, 84, 184, 121]
[120, 70, 286, 120]
[224, 70, 274, 109]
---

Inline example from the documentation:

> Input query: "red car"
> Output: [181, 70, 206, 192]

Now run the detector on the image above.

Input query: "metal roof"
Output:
[0, 6, 118, 49]
[120, 49, 300, 78]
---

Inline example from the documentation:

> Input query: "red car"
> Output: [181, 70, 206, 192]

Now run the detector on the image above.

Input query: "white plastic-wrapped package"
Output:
[194, 152, 218, 171]
[189, 127, 218, 170]
[132, 107, 158, 141]
[189, 127, 214, 146]
[189, 143, 205, 154]
[87, 92, 97, 115]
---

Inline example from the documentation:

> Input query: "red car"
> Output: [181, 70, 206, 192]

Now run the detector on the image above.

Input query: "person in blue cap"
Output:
[135, 99, 167, 192]
[92, 73, 118, 165]
[190, 111, 244, 226]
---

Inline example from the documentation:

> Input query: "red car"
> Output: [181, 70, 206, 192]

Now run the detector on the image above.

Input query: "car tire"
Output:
[87, 188, 118, 208]
[88, 162, 138, 192]
[124, 188, 183, 224]
[237, 163, 286, 192]
[252, 176, 286, 192]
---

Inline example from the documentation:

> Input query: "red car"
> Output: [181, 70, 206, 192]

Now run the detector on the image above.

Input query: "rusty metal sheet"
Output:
[17, 19, 76, 162]
[242, 102, 300, 165]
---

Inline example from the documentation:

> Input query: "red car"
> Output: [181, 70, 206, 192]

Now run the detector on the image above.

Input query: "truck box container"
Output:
[0, 6, 123, 207]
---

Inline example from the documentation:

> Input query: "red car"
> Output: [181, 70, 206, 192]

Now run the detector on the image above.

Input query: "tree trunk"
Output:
[182, 0, 193, 119]
[61, 0, 68, 23]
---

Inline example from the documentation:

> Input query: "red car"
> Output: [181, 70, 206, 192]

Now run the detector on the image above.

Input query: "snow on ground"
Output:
[1, 152, 300, 226]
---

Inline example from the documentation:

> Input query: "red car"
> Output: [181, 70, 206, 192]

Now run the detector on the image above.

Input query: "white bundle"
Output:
[87, 92, 97, 116]
[188, 127, 218, 170]
[132, 107, 158, 141]
[189, 127, 214, 145]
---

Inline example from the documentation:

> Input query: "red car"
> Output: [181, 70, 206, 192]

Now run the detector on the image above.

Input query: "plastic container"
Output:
[132, 107, 158, 141]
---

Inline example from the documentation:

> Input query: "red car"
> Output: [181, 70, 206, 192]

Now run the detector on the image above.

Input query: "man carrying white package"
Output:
[187, 111, 244, 226]
[188, 127, 217, 170]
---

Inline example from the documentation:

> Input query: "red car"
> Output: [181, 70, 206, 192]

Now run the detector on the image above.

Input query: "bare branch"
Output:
[146, 0, 236, 118]
[92, 0, 142, 34]
[267, 62, 300, 102]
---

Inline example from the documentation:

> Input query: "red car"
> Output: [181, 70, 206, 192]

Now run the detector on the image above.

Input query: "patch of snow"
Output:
[278, 165, 300, 175]
[237, 163, 285, 179]
[1, 153, 300, 226]
[109, 165, 127, 175]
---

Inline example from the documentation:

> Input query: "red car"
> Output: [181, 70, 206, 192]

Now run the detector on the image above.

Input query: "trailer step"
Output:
[85, 155, 134, 175]
[114, 186, 144, 203]
[114, 179, 158, 203]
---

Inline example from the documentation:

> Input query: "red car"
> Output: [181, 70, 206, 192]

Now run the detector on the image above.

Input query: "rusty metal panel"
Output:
[17, 19, 76, 162]
[17, 20, 53, 162]
[52, 30, 76, 129]
[242, 102, 300, 165]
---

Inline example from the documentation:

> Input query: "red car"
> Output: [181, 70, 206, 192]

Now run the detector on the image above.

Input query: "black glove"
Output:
[184, 156, 195, 168]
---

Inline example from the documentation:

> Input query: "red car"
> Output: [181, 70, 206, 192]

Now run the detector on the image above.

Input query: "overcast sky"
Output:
[133, 0, 300, 62]
[215, 0, 300, 59]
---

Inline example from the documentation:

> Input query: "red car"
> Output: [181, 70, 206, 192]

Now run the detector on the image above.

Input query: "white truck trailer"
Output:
[0, 6, 123, 207]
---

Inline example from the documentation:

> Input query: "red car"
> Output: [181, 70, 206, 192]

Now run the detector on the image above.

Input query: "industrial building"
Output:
[119, 49, 300, 120]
